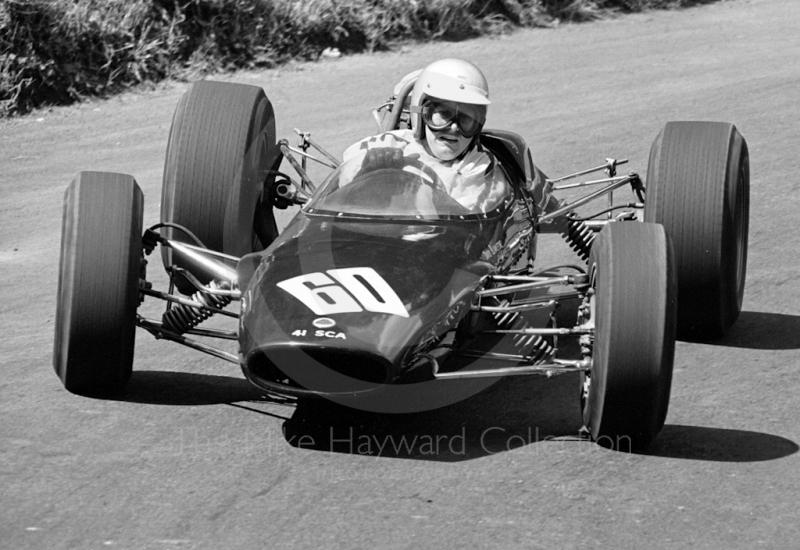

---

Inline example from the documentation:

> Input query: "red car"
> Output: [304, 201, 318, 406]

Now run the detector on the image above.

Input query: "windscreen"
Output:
[304, 150, 511, 220]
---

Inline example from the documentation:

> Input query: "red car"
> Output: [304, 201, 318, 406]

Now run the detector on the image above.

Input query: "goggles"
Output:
[421, 99, 484, 138]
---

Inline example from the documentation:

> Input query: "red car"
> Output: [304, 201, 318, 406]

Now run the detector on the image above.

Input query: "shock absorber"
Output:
[494, 299, 555, 364]
[492, 299, 519, 329]
[161, 281, 232, 335]
[561, 213, 595, 262]
[510, 321, 555, 364]
[524, 336, 555, 364]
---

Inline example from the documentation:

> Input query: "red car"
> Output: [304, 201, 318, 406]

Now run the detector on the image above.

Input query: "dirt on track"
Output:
[2, 0, 800, 548]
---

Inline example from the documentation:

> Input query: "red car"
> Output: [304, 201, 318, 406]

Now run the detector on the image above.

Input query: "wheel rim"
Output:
[578, 268, 597, 432]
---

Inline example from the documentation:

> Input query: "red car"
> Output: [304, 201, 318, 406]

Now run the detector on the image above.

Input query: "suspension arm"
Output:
[283, 144, 339, 170]
[436, 357, 591, 379]
[473, 300, 557, 313]
[293, 128, 341, 168]
[547, 158, 629, 184]
[540, 174, 639, 224]
[477, 275, 577, 298]
[137, 317, 239, 363]
[278, 140, 316, 193]
[490, 327, 593, 336]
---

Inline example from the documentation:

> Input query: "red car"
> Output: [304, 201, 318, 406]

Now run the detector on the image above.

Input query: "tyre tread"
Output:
[54, 172, 143, 395]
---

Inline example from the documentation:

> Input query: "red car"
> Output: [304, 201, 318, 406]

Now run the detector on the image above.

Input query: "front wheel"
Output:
[160, 80, 280, 293]
[581, 222, 677, 451]
[53, 172, 144, 395]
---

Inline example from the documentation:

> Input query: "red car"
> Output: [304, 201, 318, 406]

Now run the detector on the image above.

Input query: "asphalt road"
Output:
[2, 0, 800, 548]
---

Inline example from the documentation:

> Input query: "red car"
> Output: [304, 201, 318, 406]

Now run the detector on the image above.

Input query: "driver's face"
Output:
[424, 120, 472, 161]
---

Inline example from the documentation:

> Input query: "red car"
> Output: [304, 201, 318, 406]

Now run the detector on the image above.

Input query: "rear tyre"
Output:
[160, 80, 280, 293]
[53, 172, 144, 395]
[645, 121, 749, 339]
[581, 223, 677, 451]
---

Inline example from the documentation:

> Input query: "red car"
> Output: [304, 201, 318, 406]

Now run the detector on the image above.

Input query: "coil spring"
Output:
[510, 320, 555, 364]
[562, 214, 595, 262]
[162, 281, 232, 335]
[492, 299, 519, 330]
[492, 300, 555, 364]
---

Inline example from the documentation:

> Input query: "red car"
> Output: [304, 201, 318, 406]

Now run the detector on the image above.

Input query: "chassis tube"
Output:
[477, 276, 572, 297]
[539, 175, 636, 224]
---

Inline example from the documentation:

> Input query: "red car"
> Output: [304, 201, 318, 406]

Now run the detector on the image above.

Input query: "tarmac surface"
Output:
[2, 0, 799, 547]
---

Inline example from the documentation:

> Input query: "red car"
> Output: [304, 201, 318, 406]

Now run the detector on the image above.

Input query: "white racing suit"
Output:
[342, 129, 508, 213]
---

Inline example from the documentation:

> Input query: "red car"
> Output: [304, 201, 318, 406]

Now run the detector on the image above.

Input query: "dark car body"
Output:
[237, 131, 544, 397]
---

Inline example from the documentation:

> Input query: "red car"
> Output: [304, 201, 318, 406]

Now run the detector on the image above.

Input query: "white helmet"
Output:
[409, 58, 490, 140]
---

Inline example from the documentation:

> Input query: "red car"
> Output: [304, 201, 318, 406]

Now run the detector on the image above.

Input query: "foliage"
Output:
[0, 0, 719, 117]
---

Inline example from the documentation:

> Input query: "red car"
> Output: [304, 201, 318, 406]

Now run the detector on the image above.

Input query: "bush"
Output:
[1, 0, 182, 116]
[0, 0, 718, 117]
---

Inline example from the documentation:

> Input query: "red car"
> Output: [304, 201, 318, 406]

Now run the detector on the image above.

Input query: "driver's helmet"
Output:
[409, 58, 491, 140]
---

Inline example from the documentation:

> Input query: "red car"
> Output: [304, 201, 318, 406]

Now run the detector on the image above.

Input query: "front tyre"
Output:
[581, 223, 677, 451]
[53, 172, 144, 395]
[160, 80, 280, 292]
[645, 121, 749, 339]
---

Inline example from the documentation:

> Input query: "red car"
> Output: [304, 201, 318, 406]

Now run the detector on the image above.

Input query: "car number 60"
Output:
[276, 267, 408, 317]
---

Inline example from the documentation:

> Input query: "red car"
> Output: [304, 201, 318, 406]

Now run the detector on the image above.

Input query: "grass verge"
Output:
[0, 0, 721, 117]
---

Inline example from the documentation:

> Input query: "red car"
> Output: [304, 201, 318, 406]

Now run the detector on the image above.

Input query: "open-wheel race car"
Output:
[53, 78, 750, 450]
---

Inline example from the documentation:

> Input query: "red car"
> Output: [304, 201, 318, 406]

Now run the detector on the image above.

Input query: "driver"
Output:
[342, 58, 507, 212]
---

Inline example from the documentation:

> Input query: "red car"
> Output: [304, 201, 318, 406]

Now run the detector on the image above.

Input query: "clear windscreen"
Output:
[304, 150, 511, 220]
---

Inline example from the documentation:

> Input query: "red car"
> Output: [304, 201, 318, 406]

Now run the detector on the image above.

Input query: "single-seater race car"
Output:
[53, 78, 749, 450]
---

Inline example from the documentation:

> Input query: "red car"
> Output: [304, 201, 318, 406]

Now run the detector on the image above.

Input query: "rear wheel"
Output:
[581, 223, 677, 451]
[160, 80, 280, 292]
[645, 121, 749, 339]
[53, 172, 144, 395]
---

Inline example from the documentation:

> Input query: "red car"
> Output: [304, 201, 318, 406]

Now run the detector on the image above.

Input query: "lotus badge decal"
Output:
[277, 267, 408, 317]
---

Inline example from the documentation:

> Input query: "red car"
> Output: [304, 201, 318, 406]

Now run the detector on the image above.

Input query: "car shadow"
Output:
[644, 425, 798, 462]
[282, 372, 587, 462]
[117, 371, 290, 407]
[282, 373, 799, 463]
[686, 310, 800, 350]
[108, 361, 798, 463]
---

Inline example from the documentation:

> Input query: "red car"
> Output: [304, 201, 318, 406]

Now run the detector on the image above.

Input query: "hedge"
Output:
[0, 0, 719, 117]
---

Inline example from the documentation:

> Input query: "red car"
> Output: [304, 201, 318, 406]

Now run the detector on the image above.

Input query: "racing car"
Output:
[53, 79, 749, 451]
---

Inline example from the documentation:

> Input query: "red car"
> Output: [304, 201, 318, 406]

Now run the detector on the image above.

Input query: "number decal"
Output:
[276, 272, 362, 315]
[277, 268, 408, 317]
[327, 267, 408, 317]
